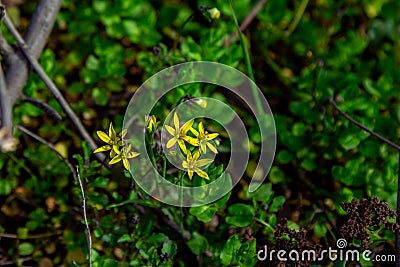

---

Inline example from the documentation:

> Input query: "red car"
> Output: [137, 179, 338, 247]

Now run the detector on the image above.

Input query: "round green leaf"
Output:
[186, 232, 208, 255]
[226, 204, 254, 227]
[18, 242, 34, 256]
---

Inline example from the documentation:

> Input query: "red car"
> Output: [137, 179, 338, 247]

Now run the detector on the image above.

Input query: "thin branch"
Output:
[0, 31, 15, 65]
[2, 0, 63, 105]
[0, 230, 62, 239]
[224, 0, 268, 46]
[328, 98, 400, 151]
[76, 166, 93, 267]
[21, 95, 62, 122]
[16, 125, 78, 181]
[0, 61, 12, 130]
[0, 257, 32, 266]
[3, 12, 105, 162]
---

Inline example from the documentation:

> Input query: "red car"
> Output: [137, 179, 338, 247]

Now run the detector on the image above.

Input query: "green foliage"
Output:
[2, 0, 400, 266]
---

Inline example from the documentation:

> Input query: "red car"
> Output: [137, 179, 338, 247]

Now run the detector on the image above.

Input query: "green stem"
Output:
[147, 141, 157, 168]
[229, 0, 264, 116]
[255, 218, 275, 233]
[178, 171, 185, 235]
[287, 0, 309, 35]
[162, 155, 167, 178]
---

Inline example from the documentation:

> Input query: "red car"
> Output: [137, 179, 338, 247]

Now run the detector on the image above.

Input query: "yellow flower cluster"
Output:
[165, 113, 219, 180]
[94, 112, 220, 181]
[94, 123, 139, 170]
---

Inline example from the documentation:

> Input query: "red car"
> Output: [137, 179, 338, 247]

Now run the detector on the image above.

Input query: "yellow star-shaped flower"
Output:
[93, 123, 124, 158]
[190, 122, 219, 154]
[182, 150, 213, 180]
[109, 144, 140, 170]
[165, 112, 197, 154]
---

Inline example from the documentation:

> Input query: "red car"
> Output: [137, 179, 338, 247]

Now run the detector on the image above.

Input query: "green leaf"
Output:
[226, 204, 254, 227]
[314, 223, 327, 237]
[92, 87, 109, 106]
[162, 240, 177, 258]
[0, 179, 16, 195]
[246, 183, 274, 203]
[92, 177, 109, 188]
[102, 259, 120, 267]
[220, 235, 241, 265]
[268, 166, 286, 184]
[292, 122, 308, 136]
[86, 55, 99, 70]
[17, 228, 29, 239]
[117, 234, 132, 243]
[123, 20, 140, 43]
[148, 233, 169, 244]
[277, 150, 293, 164]
[269, 196, 286, 212]
[18, 242, 34, 256]
[190, 205, 218, 222]
[301, 158, 317, 171]
[186, 232, 208, 255]
[339, 133, 360, 150]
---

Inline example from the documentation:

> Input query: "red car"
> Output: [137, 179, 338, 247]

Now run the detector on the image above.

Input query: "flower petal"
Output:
[183, 136, 199, 146]
[181, 119, 194, 134]
[173, 112, 180, 131]
[93, 145, 111, 153]
[206, 142, 218, 154]
[196, 170, 209, 180]
[109, 123, 116, 140]
[186, 150, 193, 160]
[178, 140, 187, 154]
[113, 145, 121, 155]
[126, 151, 140, 158]
[188, 171, 194, 180]
[197, 158, 213, 167]
[200, 143, 207, 154]
[182, 160, 188, 169]
[97, 131, 111, 143]
[192, 150, 201, 160]
[190, 127, 199, 136]
[206, 133, 219, 140]
[166, 137, 177, 148]
[165, 125, 176, 136]
[198, 122, 204, 134]
[123, 157, 130, 170]
[120, 129, 127, 139]
[109, 155, 122, 165]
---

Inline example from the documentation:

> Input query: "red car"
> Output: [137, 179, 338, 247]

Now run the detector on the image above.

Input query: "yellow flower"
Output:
[109, 144, 140, 170]
[182, 150, 213, 180]
[145, 115, 159, 133]
[190, 122, 219, 154]
[93, 123, 123, 158]
[207, 7, 220, 19]
[165, 112, 197, 154]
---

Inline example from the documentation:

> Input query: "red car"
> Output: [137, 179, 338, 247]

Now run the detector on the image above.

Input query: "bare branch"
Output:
[0, 31, 14, 65]
[3, 0, 63, 104]
[0, 61, 12, 130]
[76, 166, 93, 267]
[3, 12, 106, 162]
[16, 125, 77, 181]
[224, 0, 268, 46]
[21, 95, 62, 122]
[328, 98, 400, 151]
